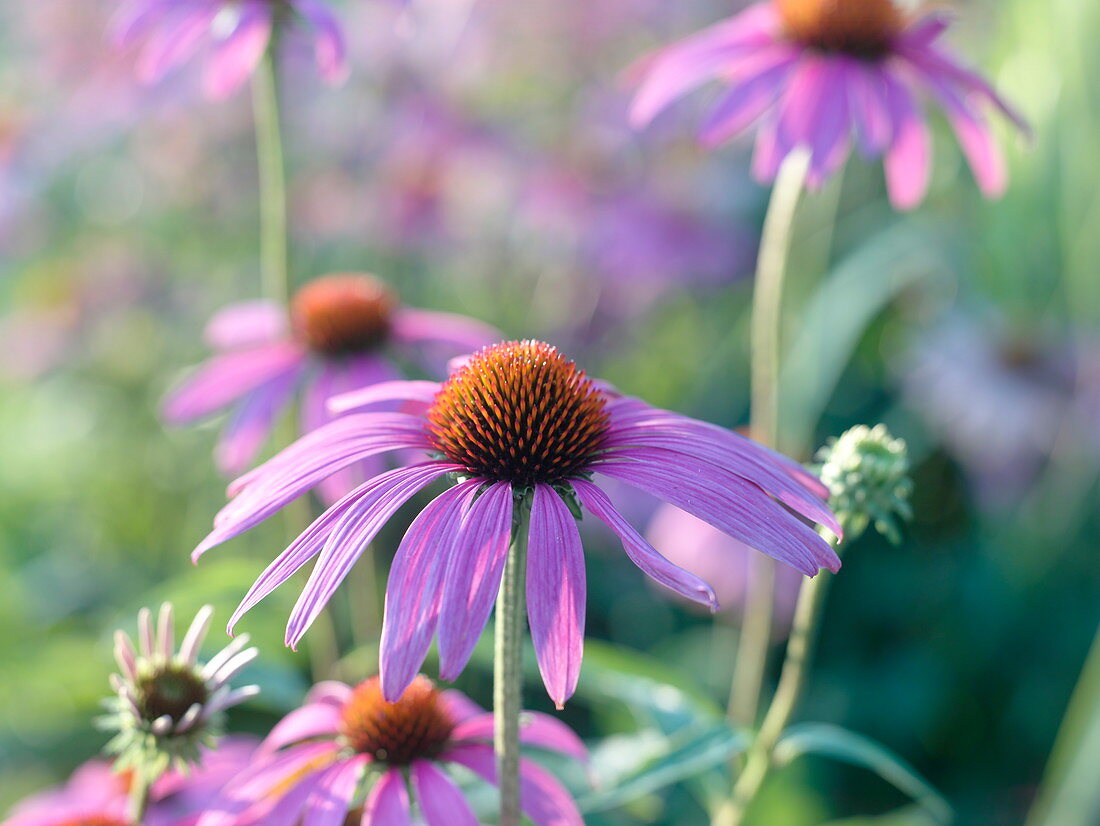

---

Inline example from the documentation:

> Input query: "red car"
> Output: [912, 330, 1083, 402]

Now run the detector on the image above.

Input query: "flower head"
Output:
[197, 676, 586, 826]
[195, 340, 841, 707]
[162, 273, 499, 503]
[102, 604, 260, 777]
[111, 0, 349, 100]
[631, 0, 1029, 208]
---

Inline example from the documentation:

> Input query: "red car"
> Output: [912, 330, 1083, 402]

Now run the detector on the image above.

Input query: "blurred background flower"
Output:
[1, 0, 1099, 823]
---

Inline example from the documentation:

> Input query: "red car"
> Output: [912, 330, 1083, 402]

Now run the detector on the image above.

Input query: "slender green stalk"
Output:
[495, 513, 529, 826]
[729, 150, 811, 727]
[251, 48, 290, 306]
[717, 536, 838, 826]
[127, 770, 152, 825]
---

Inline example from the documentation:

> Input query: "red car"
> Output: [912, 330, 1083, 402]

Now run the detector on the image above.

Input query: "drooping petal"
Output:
[215, 369, 299, 475]
[630, 3, 781, 126]
[162, 343, 305, 424]
[571, 479, 718, 609]
[593, 453, 840, 576]
[699, 45, 798, 146]
[775, 55, 851, 185]
[289, 0, 349, 84]
[526, 484, 586, 709]
[203, 2, 273, 100]
[286, 464, 463, 648]
[391, 309, 500, 356]
[896, 11, 953, 49]
[379, 481, 482, 701]
[329, 380, 443, 415]
[411, 761, 479, 826]
[846, 60, 894, 156]
[204, 300, 287, 351]
[444, 744, 584, 826]
[302, 758, 365, 826]
[437, 482, 514, 681]
[362, 769, 411, 826]
[135, 6, 220, 85]
[882, 70, 932, 210]
[452, 712, 588, 763]
[260, 702, 342, 755]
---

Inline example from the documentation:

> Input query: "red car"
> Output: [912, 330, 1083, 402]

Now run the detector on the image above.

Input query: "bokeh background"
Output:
[1, 0, 1098, 824]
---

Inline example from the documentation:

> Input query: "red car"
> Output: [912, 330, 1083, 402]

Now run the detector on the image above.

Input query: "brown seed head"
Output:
[136, 664, 209, 724]
[291, 274, 397, 357]
[339, 676, 455, 764]
[426, 340, 611, 486]
[777, 0, 906, 57]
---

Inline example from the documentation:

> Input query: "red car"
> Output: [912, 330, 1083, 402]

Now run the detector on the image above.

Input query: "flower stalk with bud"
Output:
[101, 604, 260, 822]
[717, 424, 913, 826]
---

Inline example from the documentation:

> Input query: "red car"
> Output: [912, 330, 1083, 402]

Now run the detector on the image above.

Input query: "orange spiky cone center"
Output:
[426, 340, 611, 486]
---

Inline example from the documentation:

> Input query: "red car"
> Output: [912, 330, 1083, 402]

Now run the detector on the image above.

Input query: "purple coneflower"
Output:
[111, 0, 349, 99]
[631, 0, 1028, 209]
[197, 675, 585, 826]
[162, 273, 498, 502]
[195, 340, 840, 707]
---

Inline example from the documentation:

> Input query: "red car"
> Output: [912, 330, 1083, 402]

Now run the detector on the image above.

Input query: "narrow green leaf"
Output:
[775, 723, 952, 824]
[579, 724, 750, 814]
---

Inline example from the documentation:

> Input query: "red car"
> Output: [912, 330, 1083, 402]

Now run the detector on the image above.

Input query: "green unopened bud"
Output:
[815, 424, 913, 545]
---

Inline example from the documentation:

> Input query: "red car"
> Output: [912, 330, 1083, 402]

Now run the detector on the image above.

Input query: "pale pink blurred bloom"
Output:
[111, 0, 349, 100]
[646, 502, 802, 631]
[631, 0, 1029, 209]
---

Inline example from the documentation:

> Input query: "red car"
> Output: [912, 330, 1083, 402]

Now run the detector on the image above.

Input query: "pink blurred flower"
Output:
[646, 503, 802, 631]
[631, 0, 1029, 209]
[2, 738, 259, 826]
[111, 0, 349, 99]
[162, 274, 499, 502]
[196, 676, 585, 826]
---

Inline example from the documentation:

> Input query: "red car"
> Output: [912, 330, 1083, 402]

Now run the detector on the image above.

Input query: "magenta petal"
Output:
[630, 3, 781, 126]
[882, 71, 932, 210]
[136, 7, 219, 84]
[306, 680, 353, 707]
[391, 310, 500, 355]
[362, 769, 411, 826]
[302, 758, 364, 826]
[379, 480, 482, 701]
[526, 485, 586, 709]
[260, 770, 326, 826]
[260, 702, 342, 755]
[215, 369, 298, 475]
[700, 47, 797, 146]
[444, 744, 583, 826]
[329, 380, 442, 415]
[897, 12, 953, 49]
[162, 343, 305, 424]
[411, 761, 478, 826]
[846, 61, 894, 156]
[286, 463, 461, 648]
[440, 690, 485, 723]
[452, 712, 588, 764]
[203, 3, 273, 100]
[437, 482, 514, 681]
[204, 300, 287, 351]
[571, 479, 719, 608]
[290, 0, 349, 84]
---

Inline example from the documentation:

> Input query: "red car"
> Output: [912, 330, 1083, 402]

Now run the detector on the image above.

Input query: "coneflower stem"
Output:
[729, 149, 811, 728]
[495, 514, 529, 826]
[251, 47, 289, 307]
[717, 534, 839, 826]
[127, 769, 152, 825]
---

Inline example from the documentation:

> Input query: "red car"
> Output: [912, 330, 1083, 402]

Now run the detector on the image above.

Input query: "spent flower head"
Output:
[816, 424, 913, 544]
[102, 604, 260, 779]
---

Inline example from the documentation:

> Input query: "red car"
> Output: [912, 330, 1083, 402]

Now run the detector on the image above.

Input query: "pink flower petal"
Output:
[882, 71, 932, 210]
[362, 769, 410, 826]
[203, 300, 287, 351]
[203, 2, 273, 100]
[411, 761, 478, 826]
[260, 702, 342, 755]
[526, 484, 586, 709]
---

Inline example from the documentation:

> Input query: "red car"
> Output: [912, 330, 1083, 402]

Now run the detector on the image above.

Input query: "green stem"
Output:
[495, 510, 529, 826]
[127, 770, 152, 825]
[717, 536, 838, 826]
[728, 149, 811, 727]
[251, 48, 289, 306]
